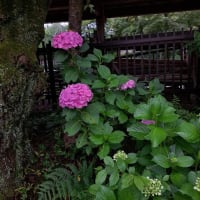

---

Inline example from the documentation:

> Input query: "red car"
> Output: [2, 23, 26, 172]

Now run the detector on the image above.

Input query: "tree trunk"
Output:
[68, 0, 84, 33]
[0, 0, 49, 198]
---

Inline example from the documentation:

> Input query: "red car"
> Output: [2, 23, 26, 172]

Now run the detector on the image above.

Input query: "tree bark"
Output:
[68, 0, 84, 33]
[0, 0, 49, 198]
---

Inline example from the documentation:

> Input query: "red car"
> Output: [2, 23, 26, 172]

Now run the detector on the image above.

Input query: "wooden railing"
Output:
[94, 29, 198, 89]
[35, 29, 199, 110]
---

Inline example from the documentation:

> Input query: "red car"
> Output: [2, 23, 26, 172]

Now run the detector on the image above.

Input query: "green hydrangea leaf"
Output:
[64, 119, 81, 136]
[95, 169, 107, 185]
[109, 170, 119, 186]
[98, 143, 110, 159]
[108, 131, 125, 144]
[152, 154, 170, 168]
[148, 127, 167, 147]
[176, 120, 200, 143]
[176, 156, 194, 167]
[121, 174, 134, 189]
[96, 185, 116, 200]
[97, 65, 111, 80]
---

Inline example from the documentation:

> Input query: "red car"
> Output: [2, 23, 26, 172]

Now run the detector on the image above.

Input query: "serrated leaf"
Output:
[127, 122, 149, 140]
[54, 50, 68, 63]
[64, 67, 79, 83]
[81, 111, 99, 124]
[93, 48, 102, 58]
[76, 133, 88, 148]
[170, 172, 187, 187]
[116, 98, 127, 110]
[77, 58, 91, 68]
[152, 154, 170, 168]
[121, 174, 134, 189]
[87, 54, 99, 62]
[97, 65, 111, 80]
[89, 134, 104, 145]
[179, 183, 200, 200]
[116, 159, 127, 172]
[134, 104, 151, 119]
[118, 112, 128, 124]
[176, 156, 194, 167]
[108, 78, 120, 88]
[160, 106, 179, 122]
[95, 169, 107, 185]
[188, 171, 196, 184]
[102, 53, 115, 63]
[109, 170, 119, 186]
[105, 91, 117, 105]
[98, 143, 110, 159]
[149, 127, 167, 147]
[149, 78, 164, 95]
[63, 109, 78, 121]
[79, 42, 89, 53]
[176, 120, 200, 143]
[89, 184, 101, 195]
[86, 102, 106, 114]
[118, 186, 142, 200]
[64, 119, 81, 136]
[96, 185, 116, 200]
[127, 153, 137, 164]
[108, 131, 125, 144]
[92, 80, 106, 88]
[104, 156, 114, 167]
[133, 176, 145, 191]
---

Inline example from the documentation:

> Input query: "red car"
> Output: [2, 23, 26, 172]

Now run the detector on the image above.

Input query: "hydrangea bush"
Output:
[52, 30, 200, 200]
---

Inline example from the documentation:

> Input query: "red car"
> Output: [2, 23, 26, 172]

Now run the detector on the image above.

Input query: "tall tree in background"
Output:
[108, 10, 200, 37]
[0, 0, 49, 198]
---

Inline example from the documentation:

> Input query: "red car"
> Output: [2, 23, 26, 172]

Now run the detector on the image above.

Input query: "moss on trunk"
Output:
[0, 0, 49, 198]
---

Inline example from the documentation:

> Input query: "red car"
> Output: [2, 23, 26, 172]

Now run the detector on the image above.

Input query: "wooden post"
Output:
[95, 2, 105, 43]
[68, 0, 84, 33]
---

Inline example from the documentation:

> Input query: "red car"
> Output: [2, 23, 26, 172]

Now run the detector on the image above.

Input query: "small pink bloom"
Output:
[59, 83, 93, 109]
[141, 120, 156, 125]
[120, 80, 136, 90]
[52, 31, 83, 50]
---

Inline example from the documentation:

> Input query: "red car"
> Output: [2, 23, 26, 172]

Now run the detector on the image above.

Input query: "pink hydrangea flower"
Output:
[52, 31, 83, 50]
[141, 120, 156, 125]
[59, 83, 93, 109]
[120, 80, 136, 90]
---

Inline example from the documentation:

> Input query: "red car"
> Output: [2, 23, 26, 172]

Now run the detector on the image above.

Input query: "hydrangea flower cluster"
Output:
[52, 31, 83, 50]
[120, 80, 136, 90]
[142, 177, 163, 197]
[59, 83, 93, 109]
[113, 150, 128, 161]
[194, 177, 200, 192]
[141, 119, 156, 125]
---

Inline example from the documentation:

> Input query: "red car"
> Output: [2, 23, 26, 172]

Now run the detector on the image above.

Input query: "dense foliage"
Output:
[32, 31, 200, 200]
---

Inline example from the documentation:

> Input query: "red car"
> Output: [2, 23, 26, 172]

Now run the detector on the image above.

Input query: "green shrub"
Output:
[43, 31, 200, 200]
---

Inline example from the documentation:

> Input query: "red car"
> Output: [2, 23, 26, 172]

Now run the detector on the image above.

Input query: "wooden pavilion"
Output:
[46, 0, 200, 42]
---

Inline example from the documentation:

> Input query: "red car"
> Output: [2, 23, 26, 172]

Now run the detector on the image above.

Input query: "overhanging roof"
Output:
[46, 0, 200, 23]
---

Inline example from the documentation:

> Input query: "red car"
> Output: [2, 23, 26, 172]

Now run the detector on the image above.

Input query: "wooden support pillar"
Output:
[95, 2, 106, 43]
[68, 0, 84, 33]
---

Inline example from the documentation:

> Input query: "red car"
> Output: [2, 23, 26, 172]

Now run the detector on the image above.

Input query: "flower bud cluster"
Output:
[194, 177, 200, 192]
[120, 80, 136, 90]
[113, 150, 128, 161]
[142, 177, 163, 197]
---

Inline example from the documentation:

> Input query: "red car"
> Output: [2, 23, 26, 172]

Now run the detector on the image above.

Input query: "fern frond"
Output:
[37, 168, 70, 200]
